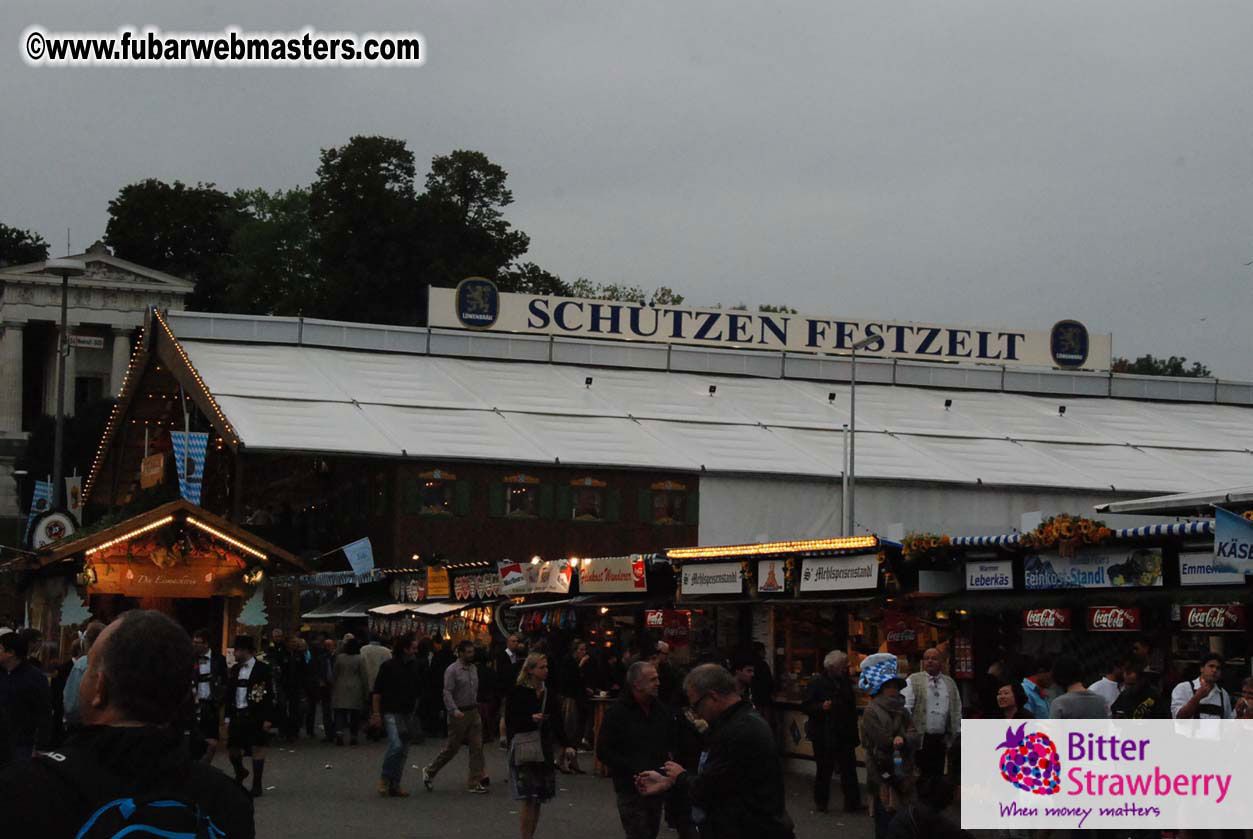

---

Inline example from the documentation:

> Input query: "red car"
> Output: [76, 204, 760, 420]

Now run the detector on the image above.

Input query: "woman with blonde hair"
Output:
[505, 653, 575, 839]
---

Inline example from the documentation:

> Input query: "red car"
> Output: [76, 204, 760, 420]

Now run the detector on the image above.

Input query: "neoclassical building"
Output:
[0, 241, 195, 534]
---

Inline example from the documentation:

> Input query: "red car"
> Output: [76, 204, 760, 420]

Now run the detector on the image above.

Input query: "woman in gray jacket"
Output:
[331, 638, 370, 745]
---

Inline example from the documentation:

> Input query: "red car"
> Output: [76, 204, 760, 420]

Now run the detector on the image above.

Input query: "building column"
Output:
[42, 324, 77, 418]
[0, 322, 23, 433]
[110, 327, 132, 399]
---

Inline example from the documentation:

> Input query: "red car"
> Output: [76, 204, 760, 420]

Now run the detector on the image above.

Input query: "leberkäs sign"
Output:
[429, 286, 1111, 371]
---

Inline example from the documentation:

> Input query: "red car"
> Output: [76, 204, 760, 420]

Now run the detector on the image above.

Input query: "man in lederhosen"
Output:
[225, 634, 277, 797]
[191, 628, 227, 765]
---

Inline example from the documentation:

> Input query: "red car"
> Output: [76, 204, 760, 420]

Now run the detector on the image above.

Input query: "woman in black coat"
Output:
[506, 653, 574, 839]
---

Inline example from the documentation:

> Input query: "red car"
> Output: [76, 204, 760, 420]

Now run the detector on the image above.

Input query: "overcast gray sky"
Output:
[3, 1, 1250, 377]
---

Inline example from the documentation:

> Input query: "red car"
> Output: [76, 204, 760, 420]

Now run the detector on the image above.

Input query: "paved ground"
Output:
[247, 734, 874, 839]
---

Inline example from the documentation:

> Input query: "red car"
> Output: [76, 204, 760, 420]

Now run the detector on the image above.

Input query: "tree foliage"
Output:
[0, 223, 50, 267]
[1111, 354, 1212, 378]
[225, 188, 317, 315]
[104, 180, 241, 310]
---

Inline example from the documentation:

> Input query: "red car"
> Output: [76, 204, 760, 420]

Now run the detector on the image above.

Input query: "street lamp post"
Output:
[45, 258, 86, 510]
[845, 335, 877, 537]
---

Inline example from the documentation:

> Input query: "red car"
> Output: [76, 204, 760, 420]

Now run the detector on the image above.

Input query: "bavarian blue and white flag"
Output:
[342, 537, 375, 575]
[170, 431, 209, 505]
[1213, 507, 1253, 576]
[24, 479, 52, 542]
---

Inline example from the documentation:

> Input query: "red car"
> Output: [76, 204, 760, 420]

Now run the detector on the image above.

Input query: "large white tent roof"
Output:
[173, 331, 1253, 495]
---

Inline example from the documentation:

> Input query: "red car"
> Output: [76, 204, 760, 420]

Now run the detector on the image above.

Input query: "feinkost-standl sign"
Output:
[963, 720, 1253, 830]
[429, 286, 1112, 371]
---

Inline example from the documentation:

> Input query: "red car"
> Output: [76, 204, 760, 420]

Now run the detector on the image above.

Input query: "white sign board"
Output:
[680, 562, 742, 596]
[967, 560, 1014, 590]
[798, 555, 878, 592]
[69, 334, 105, 350]
[1024, 549, 1164, 590]
[1179, 551, 1246, 586]
[430, 286, 1112, 371]
[579, 556, 647, 593]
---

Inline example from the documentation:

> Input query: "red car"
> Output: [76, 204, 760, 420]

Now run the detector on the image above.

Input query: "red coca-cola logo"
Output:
[1182, 605, 1246, 631]
[1023, 608, 1071, 629]
[1087, 606, 1141, 631]
[885, 629, 916, 642]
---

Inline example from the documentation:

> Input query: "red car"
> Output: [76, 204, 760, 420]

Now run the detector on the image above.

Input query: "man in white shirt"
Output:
[1087, 659, 1123, 713]
[1171, 653, 1235, 719]
[902, 647, 961, 780]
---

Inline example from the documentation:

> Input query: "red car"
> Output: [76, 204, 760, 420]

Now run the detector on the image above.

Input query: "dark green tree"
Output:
[104, 180, 242, 310]
[0, 223, 50, 267]
[1112, 354, 1212, 378]
[309, 136, 421, 323]
[225, 187, 318, 315]
[498, 262, 571, 296]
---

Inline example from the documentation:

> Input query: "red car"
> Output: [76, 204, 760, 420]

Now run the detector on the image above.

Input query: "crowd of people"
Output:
[3, 613, 1253, 839]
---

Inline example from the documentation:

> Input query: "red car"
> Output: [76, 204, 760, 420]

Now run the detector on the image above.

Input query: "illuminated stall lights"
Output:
[666, 535, 879, 560]
[154, 310, 238, 441]
[186, 516, 267, 561]
[85, 516, 176, 556]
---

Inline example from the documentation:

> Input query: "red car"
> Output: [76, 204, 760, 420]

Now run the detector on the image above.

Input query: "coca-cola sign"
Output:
[1086, 606, 1141, 632]
[1181, 605, 1246, 632]
[1022, 608, 1071, 630]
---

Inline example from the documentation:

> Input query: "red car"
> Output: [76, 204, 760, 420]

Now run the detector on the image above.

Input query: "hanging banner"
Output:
[1179, 551, 1246, 586]
[140, 452, 166, 489]
[454, 572, 502, 600]
[426, 567, 451, 598]
[498, 559, 529, 595]
[680, 562, 742, 596]
[24, 479, 52, 544]
[579, 556, 647, 593]
[966, 560, 1013, 590]
[798, 555, 878, 592]
[170, 431, 209, 505]
[1180, 605, 1246, 632]
[1024, 549, 1164, 590]
[1022, 608, 1072, 630]
[1213, 507, 1253, 576]
[341, 537, 374, 576]
[1086, 606, 1142, 632]
[65, 476, 83, 521]
[429, 286, 1113, 371]
[756, 559, 786, 594]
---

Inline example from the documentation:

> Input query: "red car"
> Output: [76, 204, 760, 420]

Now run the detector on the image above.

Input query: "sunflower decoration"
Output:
[902, 532, 951, 563]
[1244, 511, 1253, 523]
[1020, 514, 1111, 553]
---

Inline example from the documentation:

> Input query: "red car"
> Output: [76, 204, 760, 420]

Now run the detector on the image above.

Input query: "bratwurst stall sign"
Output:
[429, 285, 1112, 371]
[963, 720, 1253, 829]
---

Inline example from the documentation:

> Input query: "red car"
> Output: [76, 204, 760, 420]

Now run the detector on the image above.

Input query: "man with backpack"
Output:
[0, 609, 254, 838]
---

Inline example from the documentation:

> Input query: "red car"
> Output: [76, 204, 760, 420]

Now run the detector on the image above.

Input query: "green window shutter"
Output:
[637, 489, 653, 523]
[454, 480, 473, 516]
[685, 490, 699, 525]
[539, 484, 555, 519]
[488, 482, 506, 518]
[606, 489, 621, 522]
[555, 485, 573, 520]
[402, 477, 421, 515]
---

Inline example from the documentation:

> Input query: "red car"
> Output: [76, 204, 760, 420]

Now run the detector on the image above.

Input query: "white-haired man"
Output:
[803, 650, 864, 814]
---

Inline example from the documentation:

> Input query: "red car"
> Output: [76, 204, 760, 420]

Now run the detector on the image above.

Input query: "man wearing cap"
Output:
[225, 635, 277, 797]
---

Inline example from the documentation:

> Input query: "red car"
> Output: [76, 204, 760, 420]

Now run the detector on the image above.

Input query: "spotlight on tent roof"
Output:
[828, 392, 836, 403]
[585, 376, 593, 388]
[1058, 405, 1066, 416]
[708, 385, 717, 396]
[944, 399, 952, 410]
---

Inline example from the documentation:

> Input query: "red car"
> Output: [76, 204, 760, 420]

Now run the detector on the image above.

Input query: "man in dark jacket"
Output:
[0, 610, 253, 838]
[191, 627, 227, 765]
[371, 632, 422, 796]
[1110, 656, 1167, 719]
[804, 649, 864, 813]
[596, 661, 677, 839]
[0, 629, 51, 762]
[637, 663, 795, 839]
[225, 635, 277, 797]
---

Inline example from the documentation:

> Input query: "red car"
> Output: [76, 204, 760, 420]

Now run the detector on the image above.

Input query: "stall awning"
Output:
[1096, 486, 1253, 516]
[367, 602, 418, 616]
[1113, 521, 1213, 539]
[951, 534, 1020, 547]
[302, 590, 391, 619]
[366, 600, 476, 617]
[511, 596, 591, 611]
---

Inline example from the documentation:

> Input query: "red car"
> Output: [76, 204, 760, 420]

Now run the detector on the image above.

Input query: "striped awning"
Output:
[1113, 521, 1213, 539]
[951, 534, 1020, 547]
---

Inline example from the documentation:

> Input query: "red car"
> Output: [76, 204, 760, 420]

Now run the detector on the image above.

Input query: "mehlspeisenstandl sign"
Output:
[429, 284, 1111, 371]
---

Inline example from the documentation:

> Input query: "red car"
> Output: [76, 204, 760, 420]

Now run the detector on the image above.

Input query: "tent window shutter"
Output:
[488, 483, 506, 518]
[555, 485, 573, 520]
[637, 489, 653, 523]
[685, 490, 699, 525]
[454, 480, 473, 516]
[539, 484, 555, 519]
[605, 489, 621, 522]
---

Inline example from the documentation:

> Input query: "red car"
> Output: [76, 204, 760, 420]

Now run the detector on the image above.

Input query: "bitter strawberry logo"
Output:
[996, 723, 1061, 795]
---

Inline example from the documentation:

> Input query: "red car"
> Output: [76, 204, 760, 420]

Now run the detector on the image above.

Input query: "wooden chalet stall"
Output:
[25, 499, 305, 655]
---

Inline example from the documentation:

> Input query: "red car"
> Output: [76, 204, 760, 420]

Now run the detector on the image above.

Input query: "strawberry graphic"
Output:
[996, 723, 1061, 795]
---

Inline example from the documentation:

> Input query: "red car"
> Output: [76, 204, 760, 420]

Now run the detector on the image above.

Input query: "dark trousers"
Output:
[303, 689, 319, 736]
[917, 733, 947, 780]
[814, 740, 862, 810]
[281, 692, 304, 739]
[616, 789, 665, 839]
